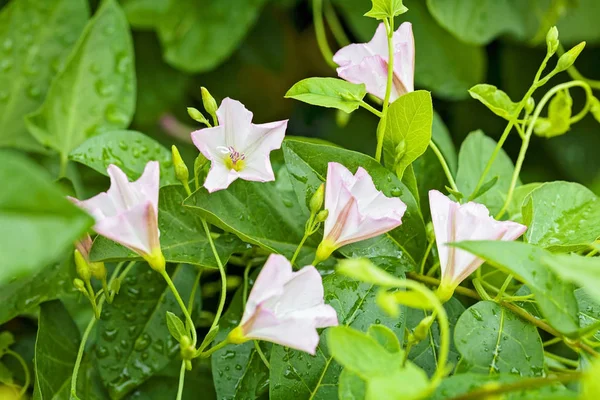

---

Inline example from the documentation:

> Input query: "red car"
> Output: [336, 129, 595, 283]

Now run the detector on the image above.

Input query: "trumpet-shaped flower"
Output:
[228, 254, 338, 354]
[191, 98, 287, 193]
[429, 190, 527, 301]
[333, 22, 414, 102]
[315, 162, 407, 262]
[70, 162, 164, 271]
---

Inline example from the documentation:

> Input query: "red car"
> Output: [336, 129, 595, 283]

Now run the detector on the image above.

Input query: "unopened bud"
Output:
[426, 221, 435, 243]
[412, 315, 435, 342]
[187, 107, 210, 126]
[525, 97, 535, 115]
[316, 209, 329, 222]
[201, 87, 218, 123]
[546, 26, 559, 56]
[171, 145, 190, 186]
[556, 42, 586, 72]
[309, 184, 325, 213]
[74, 249, 91, 282]
[89, 262, 107, 281]
[73, 278, 86, 292]
[179, 335, 196, 360]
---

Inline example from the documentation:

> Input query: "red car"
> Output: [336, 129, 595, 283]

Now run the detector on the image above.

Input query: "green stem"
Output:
[375, 17, 395, 163]
[291, 232, 310, 266]
[161, 270, 198, 346]
[324, 0, 349, 46]
[494, 274, 513, 301]
[254, 341, 271, 369]
[187, 269, 202, 314]
[359, 100, 383, 117]
[176, 360, 186, 400]
[243, 263, 252, 307]
[449, 372, 582, 400]
[312, 0, 336, 68]
[85, 281, 100, 319]
[198, 338, 231, 358]
[182, 181, 192, 197]
[5, 350, 30, 398]
[419, 239, 434, 275]
[429, 140, 458, 192]
[496, 80, 592, 219]
[559, 44, 600, 90]
[200, 218, 228, 335]
[543, 337, 562, 347]
[544, 352, 579, 368]
[472, 279, 493, 301]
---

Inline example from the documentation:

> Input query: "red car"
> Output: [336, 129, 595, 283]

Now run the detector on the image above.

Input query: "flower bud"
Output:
[309, 184, 325, 213]
[187, 107, 210, 126]
[525, 97, 535, 115]
[201, 87, 218, 123]
[426, 221, 435, 243]
[412, 315, 435, 343]
[74, 249, 91, 282]
[179, 335, 196, 360]
[556, 42, 586, 72]
[73, 278, 86, 292]
[546, 26, 559, 56]
[316, 209, 329, 223]
[171, 145, 190, 187]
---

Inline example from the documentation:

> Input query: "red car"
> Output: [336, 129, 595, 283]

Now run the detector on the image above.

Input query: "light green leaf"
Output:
[506, 182, 543, 223]
[534, 89, 573, 138]
[454, 301, 544, 376]
[339, 369, 366, 400]
[383, 90, 433, 179]
[456, 130, 519, 215]
[96, 263, 201, 399]
[543, 254, 600, 305]
[468, 84, 519, 120]
[576, 289, 600, 341]
[453, 241, 580, 335]
[157, 0, 267, 73]
[0, 0, 89, 151]
[285, 78, 367, 113]
[522, 181, 600, 251]
[120, 0, 169, 28]
[69, 130, 177, 186]
[26, 0, 135, 162]
[0, 151, 93, 287]
[0, 362, 13, 385]
[33, 300, 80, 400]
[364, 0, 408, 19]
[165, 312, 186, 342]
[337, 258, 404, 287]
[90, 186, 242, 268]
[367, 325, 401, 353]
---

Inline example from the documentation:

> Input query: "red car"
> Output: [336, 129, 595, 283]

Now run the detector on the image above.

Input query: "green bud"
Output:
[546, 26, 559, 56]
[74, 249, 91, 282]
[335, 109, 351, 128]
[316, 209, 329, 223]
[412, 315, 435, 343]
[73, 278, 86, 292]
[525, 97, 535, 115]
[179, 335, 196, 360]
[187, 107, 210, 126]
[201, 87, 219, 123]
[171, 145, 190, 187]
[426, 221, 435, 243]
[89, 262, 107, 281]
[309, 184, 325, 213]
[556, 42, 586, 72]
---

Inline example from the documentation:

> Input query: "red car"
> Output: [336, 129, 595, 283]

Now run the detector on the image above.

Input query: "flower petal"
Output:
[94, 202, 155, 255]
[203, 161, 239, 193]
[216, 98, 253, 150]
[337, 55, 396, 101]
[132, 161, 160, 213]
[274, 266, 325, 313]
[392, 22, 415, 94]
[238, 119, 287, 183]
[191, 125, 227, 162]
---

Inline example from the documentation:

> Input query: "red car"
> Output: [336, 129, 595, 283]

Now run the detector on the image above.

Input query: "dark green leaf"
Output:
[33, 300, 80, 399]
[0, 0, 89, 151]
[121, 0, 169, 28]
[26, 0, 135, 161]
[69, 130, 177, 186]
[576, 289, 600, 341]
[453, 241, 580, 335]
[0, 362, 12, 385]
[558, 0, 600, 45]
[0, 151, 93, 287]
[468, 84, 519, 120]
[96, 263, 201, 399]
[0, 332, 15, 356]
[91, 186, 243, 268]
[285, 78, 367, 113]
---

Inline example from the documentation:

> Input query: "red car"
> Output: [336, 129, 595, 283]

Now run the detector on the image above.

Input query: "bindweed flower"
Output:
[429, 190, 527, 302]
[70, 162, 165, 272]
[191, 98, 287, 193]
[333, 22, 414, 102]
[315, 162, 407, 263]
[228, 254, 338, 354]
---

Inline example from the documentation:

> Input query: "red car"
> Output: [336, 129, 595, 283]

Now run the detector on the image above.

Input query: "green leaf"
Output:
[120, 0, 170, 28]
[522, 181, 600, 251]
[576, 289, 600, 341]
[90, 185, 243, 268]
[558, 0, 600, 45]
[33, 300, 80, 399]
[367, 325, 401, 353]
[506, 182, 543, 223]
[453, 241, 580, 335]
[468, 84, 519, 120]
[334, 0, 485, 100]
[406, 297, 465, 376]
[157, 0, 267, 73]
[0, 332, 15, 356]
[534, 89, 573, 138]
[269, 261, 407, 399]
[0, 0, 89, 151]
[285, 78, 367, 113]
[165, 311, 186, 342]
[383, 90, 433, 179]
[282, 139, 427, 263]
[543, 254, 600, 306]
[364, 0, 408, 19]
[590, 96, 600, 124]
[0, 151, 93, 287]
[454, 301, 544, 376]
[337, 258, 404, 287]
[469, 176, 498, 202]
[26, 0, 135, 162]
[69, 130, 177, 186]
[0, 362, 13, 385]
[211, 280, 270, 400]
[456, 130, 520, 215]
[339, 369, 366, 400]
[96, 263, 201, 399]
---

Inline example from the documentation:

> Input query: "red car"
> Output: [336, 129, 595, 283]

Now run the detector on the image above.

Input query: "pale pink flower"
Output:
[70, 162, 165, 271]
[429, 190, 527, 301]
[228, 254, 338, 354]
[315, 162, 407, 262]
[333, 22, 414, 102]
[191, 98, 287, 193]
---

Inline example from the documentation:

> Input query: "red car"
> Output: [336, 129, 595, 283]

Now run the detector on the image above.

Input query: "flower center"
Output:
[223, 146, 246, 172]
